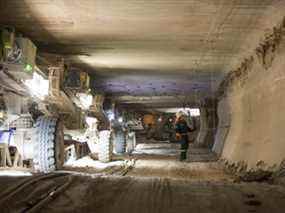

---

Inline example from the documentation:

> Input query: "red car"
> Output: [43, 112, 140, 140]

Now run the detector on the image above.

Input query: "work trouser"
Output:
[179, 135, 189, 161]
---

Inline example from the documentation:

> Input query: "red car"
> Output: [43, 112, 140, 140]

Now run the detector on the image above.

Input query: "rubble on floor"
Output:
[221, 159, 285, 185]
[63, 155, 135, 176]
[65, 156, 125, 169]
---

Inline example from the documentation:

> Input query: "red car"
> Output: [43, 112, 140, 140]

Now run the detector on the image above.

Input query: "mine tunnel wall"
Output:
[196, 106, 217, 149]
[213, 30, 285, 170]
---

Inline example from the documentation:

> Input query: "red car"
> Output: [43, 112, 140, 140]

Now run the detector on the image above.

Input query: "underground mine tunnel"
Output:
[0, 0, 285, 212]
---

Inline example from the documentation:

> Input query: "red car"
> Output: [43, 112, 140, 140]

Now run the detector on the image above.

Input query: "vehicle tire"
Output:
[98, 130, 112, 163]
[33, 116, 64, 173]
[114, 131, 126, 154]
[126, 132, 136, 154]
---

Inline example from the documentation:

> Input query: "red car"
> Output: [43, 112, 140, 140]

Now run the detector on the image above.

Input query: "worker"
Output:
[175, 111, 194, 161]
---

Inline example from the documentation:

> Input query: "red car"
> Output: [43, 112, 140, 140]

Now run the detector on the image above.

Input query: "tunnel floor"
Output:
[1, 173, 285, 212]
[0, 142, 285, 212]
[127, 142, 228, 181]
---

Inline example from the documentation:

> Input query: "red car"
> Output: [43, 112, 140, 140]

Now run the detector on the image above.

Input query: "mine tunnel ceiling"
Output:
[0, 0, 284, 107]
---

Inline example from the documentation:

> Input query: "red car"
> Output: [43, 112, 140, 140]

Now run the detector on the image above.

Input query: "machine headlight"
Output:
[24, 72, 49, 99]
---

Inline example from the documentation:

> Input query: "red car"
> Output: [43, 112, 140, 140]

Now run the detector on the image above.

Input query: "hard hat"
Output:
[176, 110, 186, 118]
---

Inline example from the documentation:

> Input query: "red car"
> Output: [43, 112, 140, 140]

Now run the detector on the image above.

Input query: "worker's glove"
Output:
[176, 133, 182, 141]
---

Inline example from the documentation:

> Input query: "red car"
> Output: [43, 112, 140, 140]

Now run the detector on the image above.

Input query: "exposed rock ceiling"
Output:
[0, 0, 284, 108]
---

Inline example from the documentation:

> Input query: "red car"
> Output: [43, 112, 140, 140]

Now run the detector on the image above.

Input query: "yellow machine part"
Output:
[143, 114, 155, 126]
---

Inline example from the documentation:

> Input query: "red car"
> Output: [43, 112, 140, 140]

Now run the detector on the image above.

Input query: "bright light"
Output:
[184, 108, 200, 117]
[24, 63, 33, 73]
[86, 116, 98, 127]
[106, 110, 115, 120]
[118, 117, 123, 123]
[178, 108, 200, 117]
[155, 108, 201, 116]
[24, 72, 49, 100]
[77, 93, 93, 110]
[0, 111, 4, 119]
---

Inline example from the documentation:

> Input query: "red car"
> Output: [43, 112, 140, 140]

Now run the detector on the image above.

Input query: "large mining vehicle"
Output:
[0, 27, 113, 172]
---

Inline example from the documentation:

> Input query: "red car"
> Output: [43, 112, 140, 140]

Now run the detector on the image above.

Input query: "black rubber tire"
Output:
[98, 130, 112, 163]
[114, 131, 126, 154]
[33, 116, 64, 173]
[126, 132, 136, 154]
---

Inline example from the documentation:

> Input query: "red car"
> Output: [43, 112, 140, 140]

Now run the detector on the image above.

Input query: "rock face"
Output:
[214, 17, 285, 174]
